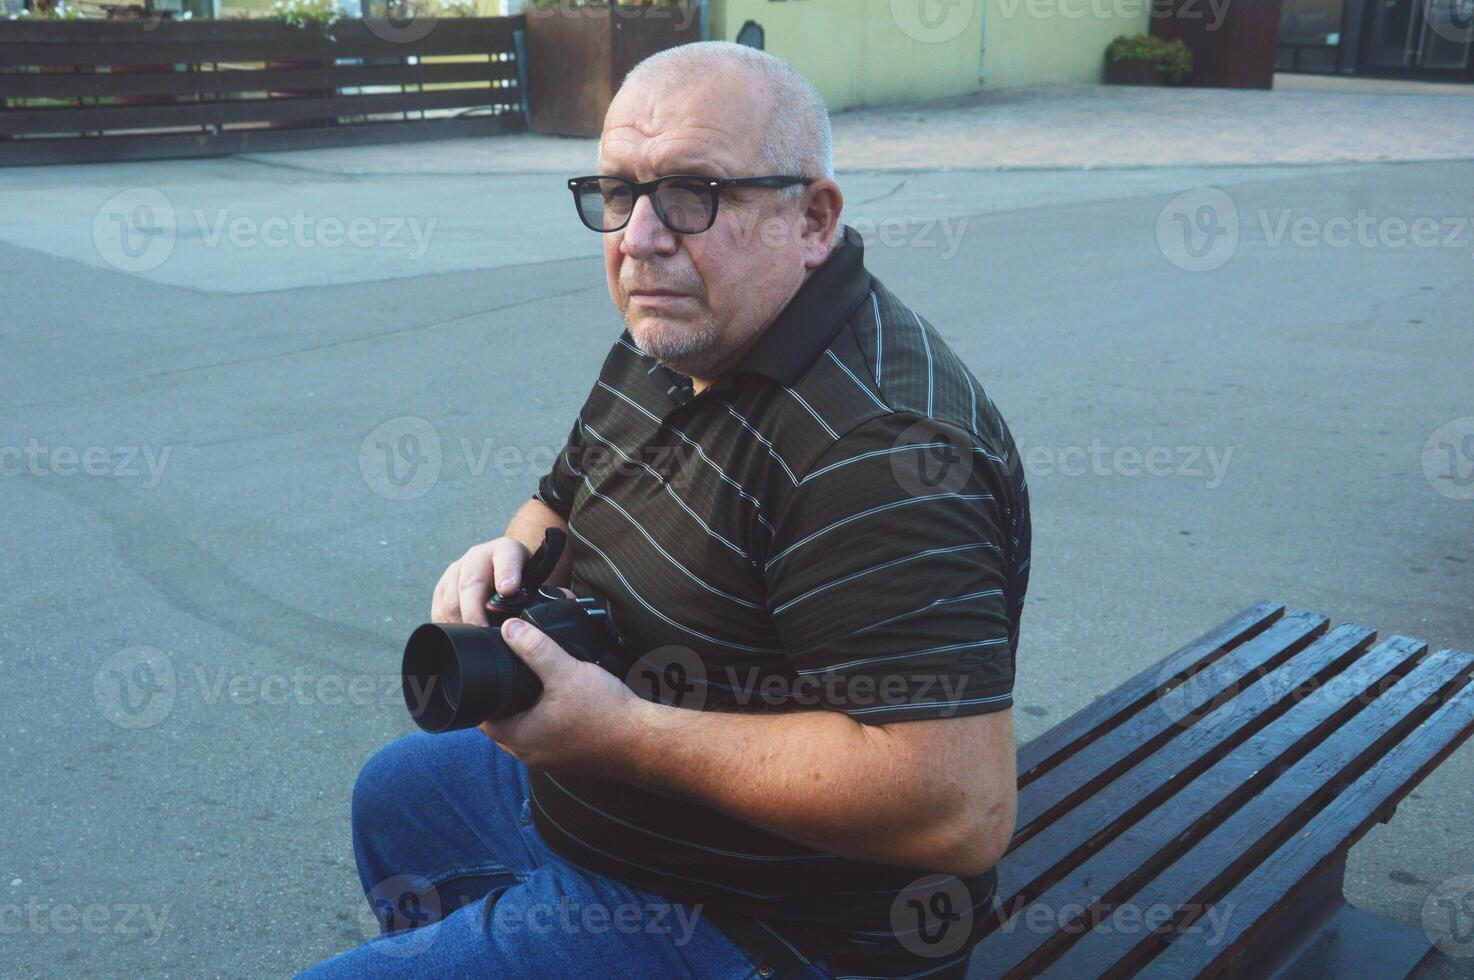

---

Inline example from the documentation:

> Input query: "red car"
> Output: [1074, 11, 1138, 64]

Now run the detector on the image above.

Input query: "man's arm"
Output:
[484, 620, 1017, 877]
[619, 698, 1018, 876]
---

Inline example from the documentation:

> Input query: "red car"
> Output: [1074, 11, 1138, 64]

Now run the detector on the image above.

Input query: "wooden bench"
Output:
[966, 601, 1474, 979]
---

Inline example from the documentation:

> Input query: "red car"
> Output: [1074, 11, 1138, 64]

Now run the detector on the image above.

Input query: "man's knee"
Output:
[352, 733, 436, 846]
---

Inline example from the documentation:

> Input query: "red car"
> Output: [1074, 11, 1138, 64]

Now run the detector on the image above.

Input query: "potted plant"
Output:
[525, 0, 701, 138]
[1104, 33, 1193, 86]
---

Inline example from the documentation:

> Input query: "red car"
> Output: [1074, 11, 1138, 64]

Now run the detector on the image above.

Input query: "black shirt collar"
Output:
[728, 224, 872, 387]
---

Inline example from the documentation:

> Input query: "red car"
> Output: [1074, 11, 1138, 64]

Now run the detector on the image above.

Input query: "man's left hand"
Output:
[479, 617, 642, 772]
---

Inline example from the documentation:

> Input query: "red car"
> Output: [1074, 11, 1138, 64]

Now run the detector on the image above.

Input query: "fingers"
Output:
[490, 538, 528, 597]
[456, 542, 495, 628]
[430, 537, 533, 627]
[500, 618, 567, 682]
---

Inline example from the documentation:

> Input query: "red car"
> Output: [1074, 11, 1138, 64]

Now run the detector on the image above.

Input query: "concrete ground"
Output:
[2, 82, 1473, 977]
[232, 78, 1474, 176]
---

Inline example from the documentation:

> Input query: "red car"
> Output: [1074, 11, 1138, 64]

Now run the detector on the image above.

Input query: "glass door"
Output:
[1366, 0, 1473, 69]
[1420, 0, 1474, 68]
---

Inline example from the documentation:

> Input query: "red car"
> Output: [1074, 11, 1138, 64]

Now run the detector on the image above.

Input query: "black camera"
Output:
[401, 528, 628, 733]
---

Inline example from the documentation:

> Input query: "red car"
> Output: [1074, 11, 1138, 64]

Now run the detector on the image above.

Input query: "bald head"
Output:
[615, 42, 834, 197]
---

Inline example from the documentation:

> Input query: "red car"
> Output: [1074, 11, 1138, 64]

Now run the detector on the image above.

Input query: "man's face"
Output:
[597, 74, 812, 381]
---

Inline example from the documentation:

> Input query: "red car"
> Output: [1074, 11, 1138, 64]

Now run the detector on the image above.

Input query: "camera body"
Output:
[401, 529, 628, 733]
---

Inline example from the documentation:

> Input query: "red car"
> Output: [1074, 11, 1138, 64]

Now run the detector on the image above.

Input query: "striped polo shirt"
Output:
[530, 225, 1031, 978]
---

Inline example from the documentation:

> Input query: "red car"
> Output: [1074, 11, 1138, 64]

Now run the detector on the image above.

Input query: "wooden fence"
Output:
[0, 16, 528, 165]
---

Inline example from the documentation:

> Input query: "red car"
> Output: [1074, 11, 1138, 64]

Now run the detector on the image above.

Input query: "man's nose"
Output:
[620, 193, 679, 259]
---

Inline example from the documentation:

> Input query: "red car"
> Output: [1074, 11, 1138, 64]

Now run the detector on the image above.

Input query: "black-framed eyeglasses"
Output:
[568, 174, 814, 235]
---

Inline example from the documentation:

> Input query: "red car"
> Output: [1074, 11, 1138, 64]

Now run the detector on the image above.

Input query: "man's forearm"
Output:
[609, 699, 1014, 876]
[506, 497, 572, 587]
[502, 501, 1013, 874]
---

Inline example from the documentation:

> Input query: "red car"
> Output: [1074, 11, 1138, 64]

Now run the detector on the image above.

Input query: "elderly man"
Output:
[304, 42, 1030, 980]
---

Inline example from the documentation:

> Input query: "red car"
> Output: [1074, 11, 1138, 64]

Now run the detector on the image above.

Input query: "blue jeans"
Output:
[299, 730, 810, 979]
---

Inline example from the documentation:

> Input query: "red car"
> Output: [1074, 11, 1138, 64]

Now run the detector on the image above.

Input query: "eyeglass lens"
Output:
[577, 178, 715, 234]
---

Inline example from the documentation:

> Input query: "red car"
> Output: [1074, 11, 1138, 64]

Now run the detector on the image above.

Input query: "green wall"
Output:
[709, 0, 985, 110]
[982, 0, 1150, 86]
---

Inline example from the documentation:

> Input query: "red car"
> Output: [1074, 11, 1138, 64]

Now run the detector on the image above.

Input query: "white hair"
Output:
[617, 41, 834, 200]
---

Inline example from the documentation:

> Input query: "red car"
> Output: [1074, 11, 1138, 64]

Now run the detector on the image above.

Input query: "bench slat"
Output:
[1017, 602, 1283, 786]
[1037, 646, 1474, 978]
[966, 627, 1403, 978]
[1135, 655, 1474, 977]
[1013, 610, 1327, 845]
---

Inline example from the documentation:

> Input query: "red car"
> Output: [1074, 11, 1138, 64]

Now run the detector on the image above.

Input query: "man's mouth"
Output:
[627, 288, 697, 308]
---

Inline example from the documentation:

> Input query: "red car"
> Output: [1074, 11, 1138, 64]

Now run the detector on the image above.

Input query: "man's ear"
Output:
[800, 178, 844, 269]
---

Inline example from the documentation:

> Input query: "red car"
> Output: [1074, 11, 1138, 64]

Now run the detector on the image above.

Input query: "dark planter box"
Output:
[1151, 0, 1284, 88]
[526, 1, 700, 138]
[1105, 56, 1162, 85]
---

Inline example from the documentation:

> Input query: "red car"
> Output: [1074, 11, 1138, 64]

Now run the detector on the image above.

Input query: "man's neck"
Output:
[685, 262, 826, 395]
[682, 316, 770, 395]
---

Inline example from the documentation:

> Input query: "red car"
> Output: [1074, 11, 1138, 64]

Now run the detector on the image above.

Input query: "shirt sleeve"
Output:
[764, 413, 1017, 723]
[533, 415, 584, 521]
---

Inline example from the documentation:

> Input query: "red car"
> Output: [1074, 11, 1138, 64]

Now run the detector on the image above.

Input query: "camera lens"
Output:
[402, 622, 543, 732]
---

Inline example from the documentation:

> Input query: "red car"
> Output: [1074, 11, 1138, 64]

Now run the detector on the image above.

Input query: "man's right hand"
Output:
[430, 537, 531, 627]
